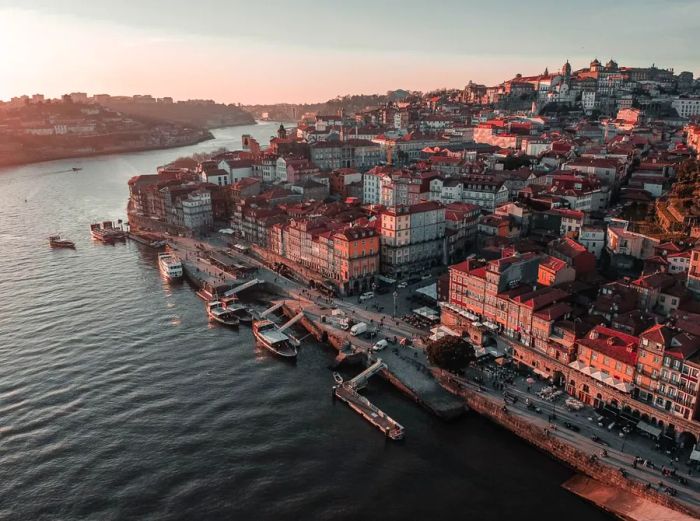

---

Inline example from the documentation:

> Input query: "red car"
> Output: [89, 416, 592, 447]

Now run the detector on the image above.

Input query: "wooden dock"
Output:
[335, 384, 405, 440]
[334, 358, 405, 440]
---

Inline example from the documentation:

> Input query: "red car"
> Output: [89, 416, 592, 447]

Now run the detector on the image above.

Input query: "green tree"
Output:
[426, 335, 476, 371]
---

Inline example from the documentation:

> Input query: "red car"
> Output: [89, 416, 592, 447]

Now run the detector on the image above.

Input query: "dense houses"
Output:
[125, 58, 700, 442]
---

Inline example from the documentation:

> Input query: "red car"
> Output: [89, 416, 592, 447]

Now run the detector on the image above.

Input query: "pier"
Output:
[335, 359, 405, 440]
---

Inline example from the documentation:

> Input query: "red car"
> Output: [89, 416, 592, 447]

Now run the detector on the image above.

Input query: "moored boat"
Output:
[252, 319, 298, 358]
[333, 372, 343, 384]
[207, 301, 240, 327]
[48, 235, 76, 249]
[158, 252, 183, 280]
[90, 221, 126, 243]
[220, 300, 253, 324]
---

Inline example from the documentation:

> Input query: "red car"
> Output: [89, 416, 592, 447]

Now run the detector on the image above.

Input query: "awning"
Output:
[413, 306, 440, 321]
[415, 283, 437, 301]
[690, 444, 700, 462]
[428, 325, 459, 342]
[637, 421, 662, 439]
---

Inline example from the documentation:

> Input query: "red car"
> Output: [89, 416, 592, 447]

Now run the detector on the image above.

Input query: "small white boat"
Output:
[207, 301, 240, 327]
[158, 253, 183, 280]
[333, 372, 343, 384]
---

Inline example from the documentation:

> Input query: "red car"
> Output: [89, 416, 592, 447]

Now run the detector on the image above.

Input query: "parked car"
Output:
[372, 339, 389, 351]
[359, 291, 375, 302]
[420, 273, 431, 280]
[397, 281, 408, 289]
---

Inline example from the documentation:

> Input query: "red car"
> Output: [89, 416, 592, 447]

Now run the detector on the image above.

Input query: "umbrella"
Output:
[526, 377, 535, 385]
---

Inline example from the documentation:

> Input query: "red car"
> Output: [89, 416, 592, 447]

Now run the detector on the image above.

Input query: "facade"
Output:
[579, 226, 606, 259]
[181, 191, 213, 232]
[429, 175, 509, 212]
[379, 202, 446, 278]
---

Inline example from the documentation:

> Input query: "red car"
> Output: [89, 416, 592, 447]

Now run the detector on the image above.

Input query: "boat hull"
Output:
[209, 314, 240, 327]
[252, 330, 298, 358]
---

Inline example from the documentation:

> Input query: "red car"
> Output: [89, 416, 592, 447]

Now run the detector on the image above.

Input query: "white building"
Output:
[672, 97, 700, 118]
[363, 169, 385, 204]
[217, 159, 253, 183]
[182, 191, 213, 232]
[579, 226, 605, 259]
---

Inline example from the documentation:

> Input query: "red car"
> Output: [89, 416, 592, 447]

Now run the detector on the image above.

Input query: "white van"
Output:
[359, 291, 375, 302]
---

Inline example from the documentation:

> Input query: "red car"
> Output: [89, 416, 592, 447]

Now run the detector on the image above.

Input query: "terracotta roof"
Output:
[579, 325, 639, 365]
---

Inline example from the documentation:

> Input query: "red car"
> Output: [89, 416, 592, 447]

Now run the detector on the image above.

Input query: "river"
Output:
[0, 122, 612, 520]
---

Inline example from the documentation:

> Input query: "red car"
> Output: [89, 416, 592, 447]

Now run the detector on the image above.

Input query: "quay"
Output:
[125, 231, 166, 249]
[281, 298, 465, 421]
[334, 359, 405, 440]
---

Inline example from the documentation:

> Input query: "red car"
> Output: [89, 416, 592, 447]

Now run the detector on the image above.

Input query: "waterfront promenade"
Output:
[165, 234, 700, 516]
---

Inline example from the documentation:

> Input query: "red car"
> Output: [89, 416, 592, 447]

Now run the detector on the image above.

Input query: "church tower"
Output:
[561, 59, 571, 78]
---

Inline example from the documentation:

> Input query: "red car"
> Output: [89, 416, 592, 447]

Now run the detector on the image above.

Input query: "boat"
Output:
[252, 319, 298, 358]
[90, 221, 126, 243]
[72, 167, 82, 172]
[220, 300, 253, 324]
[333, 372, 344, 385]
[158, 252, 183, 280]
[48, 235, 75, 249]
[206, 301, 240, 327]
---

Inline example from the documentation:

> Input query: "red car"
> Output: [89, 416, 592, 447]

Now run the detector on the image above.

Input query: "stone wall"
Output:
[438, 372, 699, 518]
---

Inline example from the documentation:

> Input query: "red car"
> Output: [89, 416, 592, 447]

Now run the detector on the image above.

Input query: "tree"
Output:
[426, 335, 476, 371]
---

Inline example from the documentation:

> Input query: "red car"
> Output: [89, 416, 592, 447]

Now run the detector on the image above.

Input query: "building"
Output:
[181, 190, 213, 233]
[332, 226, 380, 295]
[636, 325, 700, 422]
[429, 175, 510, 212]
[379, 202, 446, 278]
[569, 325, 638, 403]
[548, 237, 596, 275]
[579, 226, 606, 259]
[537, 255, 576, 287]
[672, 96, 700, 119]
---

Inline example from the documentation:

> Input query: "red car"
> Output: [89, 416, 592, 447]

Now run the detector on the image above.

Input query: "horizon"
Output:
[1, 0, 699, 105]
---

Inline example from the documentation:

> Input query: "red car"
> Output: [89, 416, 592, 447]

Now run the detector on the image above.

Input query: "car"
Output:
[372, 339, 388, 351]
[420, 273, 431, 280]
[397, 281, 408, 289]
[359, 291, 375, 302]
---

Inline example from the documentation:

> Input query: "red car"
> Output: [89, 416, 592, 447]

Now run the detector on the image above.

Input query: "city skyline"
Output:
[0, 0, 698, 104]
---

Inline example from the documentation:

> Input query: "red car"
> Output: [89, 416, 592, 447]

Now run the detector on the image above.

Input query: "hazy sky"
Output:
[0, 0, 698, 104]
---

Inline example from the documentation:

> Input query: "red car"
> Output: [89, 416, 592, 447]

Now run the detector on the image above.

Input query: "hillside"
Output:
[100, 99, 255, 128]
[242, 91, 412, 121]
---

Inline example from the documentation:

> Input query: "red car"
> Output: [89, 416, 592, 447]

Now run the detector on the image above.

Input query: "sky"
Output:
[0, 0, 698, 105]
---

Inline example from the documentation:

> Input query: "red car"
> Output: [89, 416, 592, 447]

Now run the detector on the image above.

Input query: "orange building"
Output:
[569, 325, 638, 405]
[537, 255, 576, 287]
[332, 226, 380, 294]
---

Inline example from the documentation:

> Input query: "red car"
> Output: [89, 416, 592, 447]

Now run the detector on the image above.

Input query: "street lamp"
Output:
[393, 290, 398, 318]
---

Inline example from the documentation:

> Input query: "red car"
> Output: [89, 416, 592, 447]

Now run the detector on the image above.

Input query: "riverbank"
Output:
[437, 371, 700, 519]
[0, 131, 216, 170]
[150, 231, 700, 518]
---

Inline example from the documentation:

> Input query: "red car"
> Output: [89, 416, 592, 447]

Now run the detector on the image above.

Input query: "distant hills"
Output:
[242, 91, 413, 121]
[100, 98, 256, 128]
